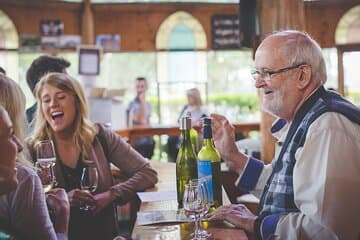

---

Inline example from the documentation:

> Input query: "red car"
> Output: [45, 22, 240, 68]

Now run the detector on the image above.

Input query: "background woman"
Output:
[0, 74, 69, 239]
[178, 88, 207, 125]
[167, 88, 207, 161]
[28, 72, 158, 240]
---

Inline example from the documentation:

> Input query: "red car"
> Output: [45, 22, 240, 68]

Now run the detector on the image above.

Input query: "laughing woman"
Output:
[28, 72, 158, 240]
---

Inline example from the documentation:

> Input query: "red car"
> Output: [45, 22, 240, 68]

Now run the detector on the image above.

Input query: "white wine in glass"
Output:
[35, 162, 55, 193]
[80, 166, 98, 211]
[36, 140, 56, 168]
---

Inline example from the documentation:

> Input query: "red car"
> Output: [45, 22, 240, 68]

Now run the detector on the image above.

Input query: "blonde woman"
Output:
[168, 88, 207, 161]
[178, 88, 207, 125]
[28, 72, 158, 240]
[0, 74, 69, 239]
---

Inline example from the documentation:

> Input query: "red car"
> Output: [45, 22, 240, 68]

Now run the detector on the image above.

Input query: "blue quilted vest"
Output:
[258, 86, 360, 219]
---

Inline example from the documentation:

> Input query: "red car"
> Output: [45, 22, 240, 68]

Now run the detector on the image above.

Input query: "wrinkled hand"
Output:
[46, 188, 70, 234]
[207, 204, 256, 233]
[93, 190, 117, 214]
[67, 188, 96, 208]
[210, 113, 247, 173]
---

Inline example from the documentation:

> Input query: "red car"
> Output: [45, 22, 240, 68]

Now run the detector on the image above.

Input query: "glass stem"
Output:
[194, 215, 200, 238]
[198, 214, 203, 233]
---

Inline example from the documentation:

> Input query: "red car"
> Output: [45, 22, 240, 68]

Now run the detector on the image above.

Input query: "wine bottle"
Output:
[197, 117, 223, 209]
[176, 116, 198, 208]
[186, 112, 199, 154]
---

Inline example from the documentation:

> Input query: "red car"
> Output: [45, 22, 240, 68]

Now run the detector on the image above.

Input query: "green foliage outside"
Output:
[346, 91, 360, 105]
[208, 93, 259, 112]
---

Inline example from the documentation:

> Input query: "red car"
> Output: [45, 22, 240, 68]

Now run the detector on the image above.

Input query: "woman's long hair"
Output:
[0, 74, 31, 167]
[29, 73, 97, 160]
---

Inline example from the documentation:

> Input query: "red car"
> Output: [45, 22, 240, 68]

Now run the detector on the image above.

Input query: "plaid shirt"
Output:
[244, 87, 360, 239]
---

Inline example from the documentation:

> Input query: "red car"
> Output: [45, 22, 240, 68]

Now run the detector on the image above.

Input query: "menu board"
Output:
[211, 15, 241, 50]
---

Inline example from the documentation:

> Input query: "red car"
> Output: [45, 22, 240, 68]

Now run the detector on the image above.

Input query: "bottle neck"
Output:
[180, 129, 192, 146]
[203, 124, 212, 139]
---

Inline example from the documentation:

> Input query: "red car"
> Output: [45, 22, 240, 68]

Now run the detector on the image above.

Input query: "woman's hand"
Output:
[92, 190, 117, 214]
[67, 188, 96, 208]
[46, 188, 70, 234]
[207, 204, 256, 233]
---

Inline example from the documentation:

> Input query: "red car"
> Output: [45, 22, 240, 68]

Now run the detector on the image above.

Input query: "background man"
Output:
[209, 30, 360, 239]
[127, 77, 155, 159]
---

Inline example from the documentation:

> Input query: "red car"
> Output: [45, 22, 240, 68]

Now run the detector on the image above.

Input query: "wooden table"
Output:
[116, 122, 260, 147]
[130, 161, 249, 240]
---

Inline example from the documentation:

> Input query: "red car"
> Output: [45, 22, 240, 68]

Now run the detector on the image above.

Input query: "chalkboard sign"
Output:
[212, 15, 241, 50]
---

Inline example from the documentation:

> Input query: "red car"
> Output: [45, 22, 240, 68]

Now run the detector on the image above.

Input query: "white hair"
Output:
[272, 30, 327, 85]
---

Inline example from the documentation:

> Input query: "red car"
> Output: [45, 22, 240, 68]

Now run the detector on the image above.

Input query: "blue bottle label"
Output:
[197, 160, 213, 204]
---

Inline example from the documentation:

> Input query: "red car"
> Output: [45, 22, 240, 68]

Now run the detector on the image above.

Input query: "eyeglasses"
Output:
[251, 63, 305, 81]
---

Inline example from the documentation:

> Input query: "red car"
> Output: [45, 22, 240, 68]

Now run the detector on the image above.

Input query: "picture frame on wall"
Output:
[40, 19, 64, 36]
[78, 46, 101, 76]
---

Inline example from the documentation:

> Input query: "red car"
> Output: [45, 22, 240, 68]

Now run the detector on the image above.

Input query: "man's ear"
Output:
[297, 65, 312, 90]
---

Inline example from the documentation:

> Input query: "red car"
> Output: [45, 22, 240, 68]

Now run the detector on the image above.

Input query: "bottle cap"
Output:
[179, 117, 192, 130]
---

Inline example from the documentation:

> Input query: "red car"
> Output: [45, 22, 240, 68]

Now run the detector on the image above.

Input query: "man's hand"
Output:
[210, 113, 248, 174]
[46, 188, 70, 234]
[207, 204, 256, 233]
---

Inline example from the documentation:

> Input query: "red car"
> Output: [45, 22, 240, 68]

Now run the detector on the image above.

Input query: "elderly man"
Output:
[209, 30, 360, 239]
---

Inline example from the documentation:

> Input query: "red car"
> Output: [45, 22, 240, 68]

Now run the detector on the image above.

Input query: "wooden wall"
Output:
[0, 1, 358, 51]
[0, 2, 81, 36]
[0, 1, 238, 51]
[304, 2, 359, 48]
[93, 3, 238, 51]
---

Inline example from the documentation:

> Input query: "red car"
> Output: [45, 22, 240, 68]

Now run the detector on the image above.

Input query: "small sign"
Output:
[211, 15, 241, 49]
[78, 46, 101, 76]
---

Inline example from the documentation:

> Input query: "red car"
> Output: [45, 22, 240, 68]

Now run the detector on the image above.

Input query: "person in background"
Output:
[127, 77, 155, 159]
[28, 73, 158, 240]
[208, 30, 360, 239]
[26, 55, 70, 126]
[178, 88, 207, 124]
[167, 88, 207, 161]
[0, 74, 69, 239]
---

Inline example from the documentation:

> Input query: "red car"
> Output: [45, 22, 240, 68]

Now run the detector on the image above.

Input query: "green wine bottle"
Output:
[186, 112, 199, 154]
[176, 116, 198, 208]
[197, 117, 223, 209]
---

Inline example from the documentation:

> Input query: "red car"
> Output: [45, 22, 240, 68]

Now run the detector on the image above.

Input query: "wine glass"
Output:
[80, 166, 98, 211]
[189, 178, 212, 239]
[36, 140, 57, 185]
[35, 161, 55, 193]
[183, 183, 203, 240]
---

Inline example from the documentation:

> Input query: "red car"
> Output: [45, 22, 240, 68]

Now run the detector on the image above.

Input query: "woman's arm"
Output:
[9, 166, 58, 240]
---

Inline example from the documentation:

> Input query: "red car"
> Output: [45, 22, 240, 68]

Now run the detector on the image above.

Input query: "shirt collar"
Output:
[271, 118, 289, 140]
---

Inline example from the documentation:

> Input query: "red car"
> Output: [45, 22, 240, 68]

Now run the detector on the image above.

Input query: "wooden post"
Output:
[257, 0, 305, 164]
[82, 0, 94, 45]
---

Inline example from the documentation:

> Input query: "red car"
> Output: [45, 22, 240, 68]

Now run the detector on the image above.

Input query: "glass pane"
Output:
[343, 51, 360, 106]
[322, 48, 338, 90]
[157, 51, 207, 124]
[168, 24, 196, 50]
[207, 50, 259, 122]
[17, 52, 42, 108]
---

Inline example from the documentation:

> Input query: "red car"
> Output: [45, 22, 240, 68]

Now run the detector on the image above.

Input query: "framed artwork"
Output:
[40, 19, 64, 36]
